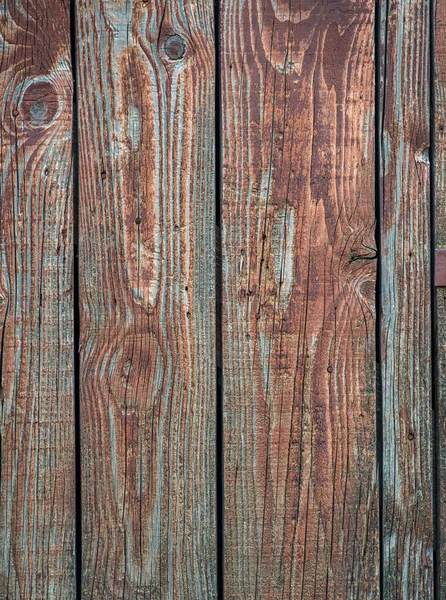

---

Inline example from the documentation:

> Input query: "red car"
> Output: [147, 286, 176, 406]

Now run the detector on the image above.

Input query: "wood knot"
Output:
[163, 34, 186, 61]
[19, 81, 60, 128]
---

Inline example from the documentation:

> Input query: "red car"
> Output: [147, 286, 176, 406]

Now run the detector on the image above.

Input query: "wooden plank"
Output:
[379, 0, 434, 596]
[75, 1, 216, 597]
[221, 0, 379, 597]
[0, 1, 75, 597]
[435, 0, 446, 593]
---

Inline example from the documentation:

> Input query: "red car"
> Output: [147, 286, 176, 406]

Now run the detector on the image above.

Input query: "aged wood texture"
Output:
[0, 1, 75, 598]
[75, 1, 216, 598]
[435, 0, 446, 593]
[221, 0, 379, 597]
[379, 0, 434, 596]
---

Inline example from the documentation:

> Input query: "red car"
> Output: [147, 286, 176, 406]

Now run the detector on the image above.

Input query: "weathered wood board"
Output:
[0, 0, 443, 595]
[379, 0, 434, 596]
[0, 1, 75, 598]
[435, 0, 446, 593]
[75, 1, 216, 598]
[221, 0, 379, 597]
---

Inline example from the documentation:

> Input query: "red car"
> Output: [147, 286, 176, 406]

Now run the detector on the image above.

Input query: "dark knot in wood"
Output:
[163, 35, 186, 61]
[19, 81, 59, 128]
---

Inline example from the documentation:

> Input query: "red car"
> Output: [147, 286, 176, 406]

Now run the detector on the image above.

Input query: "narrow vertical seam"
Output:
[69, 1, 82, 597]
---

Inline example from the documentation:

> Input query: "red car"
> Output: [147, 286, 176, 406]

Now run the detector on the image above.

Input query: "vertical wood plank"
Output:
[221, 0, 379, 597]
[75, 1, 216, 598]
[0, 1, 75, 597]
[435, 0, 446, 593]
[379, 0, 434, 596]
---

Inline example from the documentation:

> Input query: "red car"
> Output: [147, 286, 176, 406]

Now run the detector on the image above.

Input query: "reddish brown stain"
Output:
[222, 0, 378, 597]
[0, 1, 75, 597]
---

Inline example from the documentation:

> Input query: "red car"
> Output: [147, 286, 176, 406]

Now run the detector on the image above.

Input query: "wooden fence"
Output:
[0, 0, 445, 597]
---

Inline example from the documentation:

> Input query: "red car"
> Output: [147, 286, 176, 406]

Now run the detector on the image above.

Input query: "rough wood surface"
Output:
[379, 0, 434, 596]
[435, 0, 446, 593]
[75, 1, 216, 598]
[221, 0, 379, 597]
[0, 1, 75, 598]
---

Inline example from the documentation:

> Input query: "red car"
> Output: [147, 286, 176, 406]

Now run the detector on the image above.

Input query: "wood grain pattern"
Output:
[379, 0, 434, 596]
[221, 0, 379, 597]
[0, 1, 75, 598]
[435, 0, 446, 593]
[75, 1, 216, 598]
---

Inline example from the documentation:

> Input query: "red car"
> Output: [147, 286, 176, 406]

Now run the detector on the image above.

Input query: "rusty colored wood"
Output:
[379, 0, 434, 596]
[435, 0, 446, 593]
[435, 249, 446, 286]
[221, 0, 379, 597]
[0, 1, 75, 597]
[75, 1, 216, 598]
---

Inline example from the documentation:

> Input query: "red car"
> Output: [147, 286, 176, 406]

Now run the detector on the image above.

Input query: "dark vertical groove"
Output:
[375, 0, 384, 598]
[429, 0, 439, 595]
[70, 2, 82, 598]
[214, 0, 224, 595]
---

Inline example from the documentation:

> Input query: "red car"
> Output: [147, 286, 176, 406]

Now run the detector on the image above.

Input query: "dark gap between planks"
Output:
[70, 1, 82, 598]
